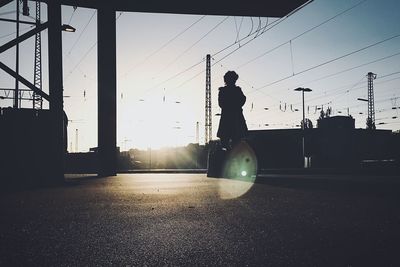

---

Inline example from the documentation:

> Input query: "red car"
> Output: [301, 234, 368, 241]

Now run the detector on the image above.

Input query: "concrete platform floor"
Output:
[1, 174, 400, 266]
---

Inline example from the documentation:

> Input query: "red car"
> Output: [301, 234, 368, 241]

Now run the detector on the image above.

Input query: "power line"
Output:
[153, 16, 229, 78]
[224, 45, 394, 107]
[297, 51, 400, 87]
[325, 75, 366, 104]
[249, 70, 400, 120]
[119, 15, 206, 79]
[139, 0, 362, 102]
[236, 17, 245, 43]
[249, 73, 400, 125]
[67, 6, 77, 25]
[167, 16, 291, 92]
[249, 93, 400, 128]
[211, 17, 282, 59]
[139, 58, 206, 96]
[233, 17, 239, 41]
[0, 10, 16, 16]
[250, 95, 399, 129]
[135, 6, 305, 97]
[252, 33, 400, 92]
[64, 11, 124, 82]
[236, 0, 368, 70]
[66, 9, 96, 56]
[0, 25, 33, 39]
[162, 3, 313, 93]
[210, 16, 287, 68]
[116, 11, 124, 20]
[64, 41, 97, 81]
[302, 71, 400, 105]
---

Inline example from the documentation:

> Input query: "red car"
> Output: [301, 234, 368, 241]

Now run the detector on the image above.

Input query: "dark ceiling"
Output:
[37, 0, 311, 17]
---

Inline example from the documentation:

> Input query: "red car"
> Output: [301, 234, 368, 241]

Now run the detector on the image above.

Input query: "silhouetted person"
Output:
[217, 71, 248, 149]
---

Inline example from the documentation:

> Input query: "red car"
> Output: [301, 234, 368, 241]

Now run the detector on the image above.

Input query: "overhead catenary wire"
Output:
[256, 93, 400, 126]
[152, 16, 229, 78]
[144, 17, 272, 93]
[251, 33, 400, 93]
[249, 70, 400, 120]
[116, 11, 123, 20]
[64, 41, 97, 81]
[0, 25, 33, 39]
[249, 95, 400, 130]
[119, 15, 206, 79]
[138, 1, 313, 98]
[245, 51, 400, 110]
[316, 75, 366, 106]
[236, 16, 245, 42]
[241, 81, 400, 129]
[69, 1, 309, 94]
[210, 16, 287, 67]
[67, 6, 77, 25]
[297, 51, 400, 87]
[64, 11, 124, 82]
[233, 17, 239, 41]
[211, 16, 284, 59]
[138, 0, 395, 133]
[235, 0, 368, 70]
[165, 15, 291, 92]
[66, 9, 96, 56]
[60, 0, 400, 134]
[297, 70, 400, 105]
[0, 10, 16, 16]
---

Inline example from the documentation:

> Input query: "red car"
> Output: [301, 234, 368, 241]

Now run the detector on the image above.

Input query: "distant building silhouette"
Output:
[209, 115, 400, 175]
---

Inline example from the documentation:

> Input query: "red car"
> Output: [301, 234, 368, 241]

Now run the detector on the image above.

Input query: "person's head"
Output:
[224, 71, 239, 86]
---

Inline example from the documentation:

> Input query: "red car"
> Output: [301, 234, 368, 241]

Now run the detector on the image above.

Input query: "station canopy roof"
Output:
[32, 0, 311, 17]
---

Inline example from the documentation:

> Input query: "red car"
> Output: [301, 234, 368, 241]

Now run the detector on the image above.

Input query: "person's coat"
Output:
[217, 85, 248, 140]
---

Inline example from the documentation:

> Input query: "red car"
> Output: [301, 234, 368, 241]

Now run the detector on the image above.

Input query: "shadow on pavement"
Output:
[254, 175, 400, 197]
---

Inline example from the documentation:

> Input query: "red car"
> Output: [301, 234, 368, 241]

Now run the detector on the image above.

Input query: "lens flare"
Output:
[218, 141, 257, 199]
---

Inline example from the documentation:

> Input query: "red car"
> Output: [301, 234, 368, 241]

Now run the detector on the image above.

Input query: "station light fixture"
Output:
[61, 24, 76, 32]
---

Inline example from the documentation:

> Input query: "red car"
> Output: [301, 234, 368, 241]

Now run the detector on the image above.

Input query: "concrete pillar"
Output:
[47, 0, 65, 182]
[97, 7, 117, 176]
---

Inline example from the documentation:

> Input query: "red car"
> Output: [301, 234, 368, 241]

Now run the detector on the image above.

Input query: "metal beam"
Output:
[0, 61, 50, 101]
[0, 17, 37, 25]
[0, 88, 31, 91]
[0, 0, 13, 8]
[0, 22, 48, 54]
[97, 6, 117, 176]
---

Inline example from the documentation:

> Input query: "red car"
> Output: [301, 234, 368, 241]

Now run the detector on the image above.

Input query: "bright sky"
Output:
[1, 0, 399, 151]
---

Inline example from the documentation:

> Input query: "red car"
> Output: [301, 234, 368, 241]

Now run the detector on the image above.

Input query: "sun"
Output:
[118, 96, 194, 150]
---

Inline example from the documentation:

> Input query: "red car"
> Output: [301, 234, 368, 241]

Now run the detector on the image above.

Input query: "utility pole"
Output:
[366, 72, 377, 130]
[14, 0, 20, 108]
[294, 87, 312, 167]
[33, 1, 43, 109]
[205, 54, 212, 144]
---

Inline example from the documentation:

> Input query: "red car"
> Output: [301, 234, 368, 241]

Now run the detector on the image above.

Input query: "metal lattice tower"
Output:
[32, 1, 43, 109]
[367, 72, 377, 129]
[205, 54, 212, 144]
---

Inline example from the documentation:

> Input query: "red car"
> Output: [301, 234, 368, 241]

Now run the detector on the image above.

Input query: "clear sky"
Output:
[1, 0, 399, 151]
